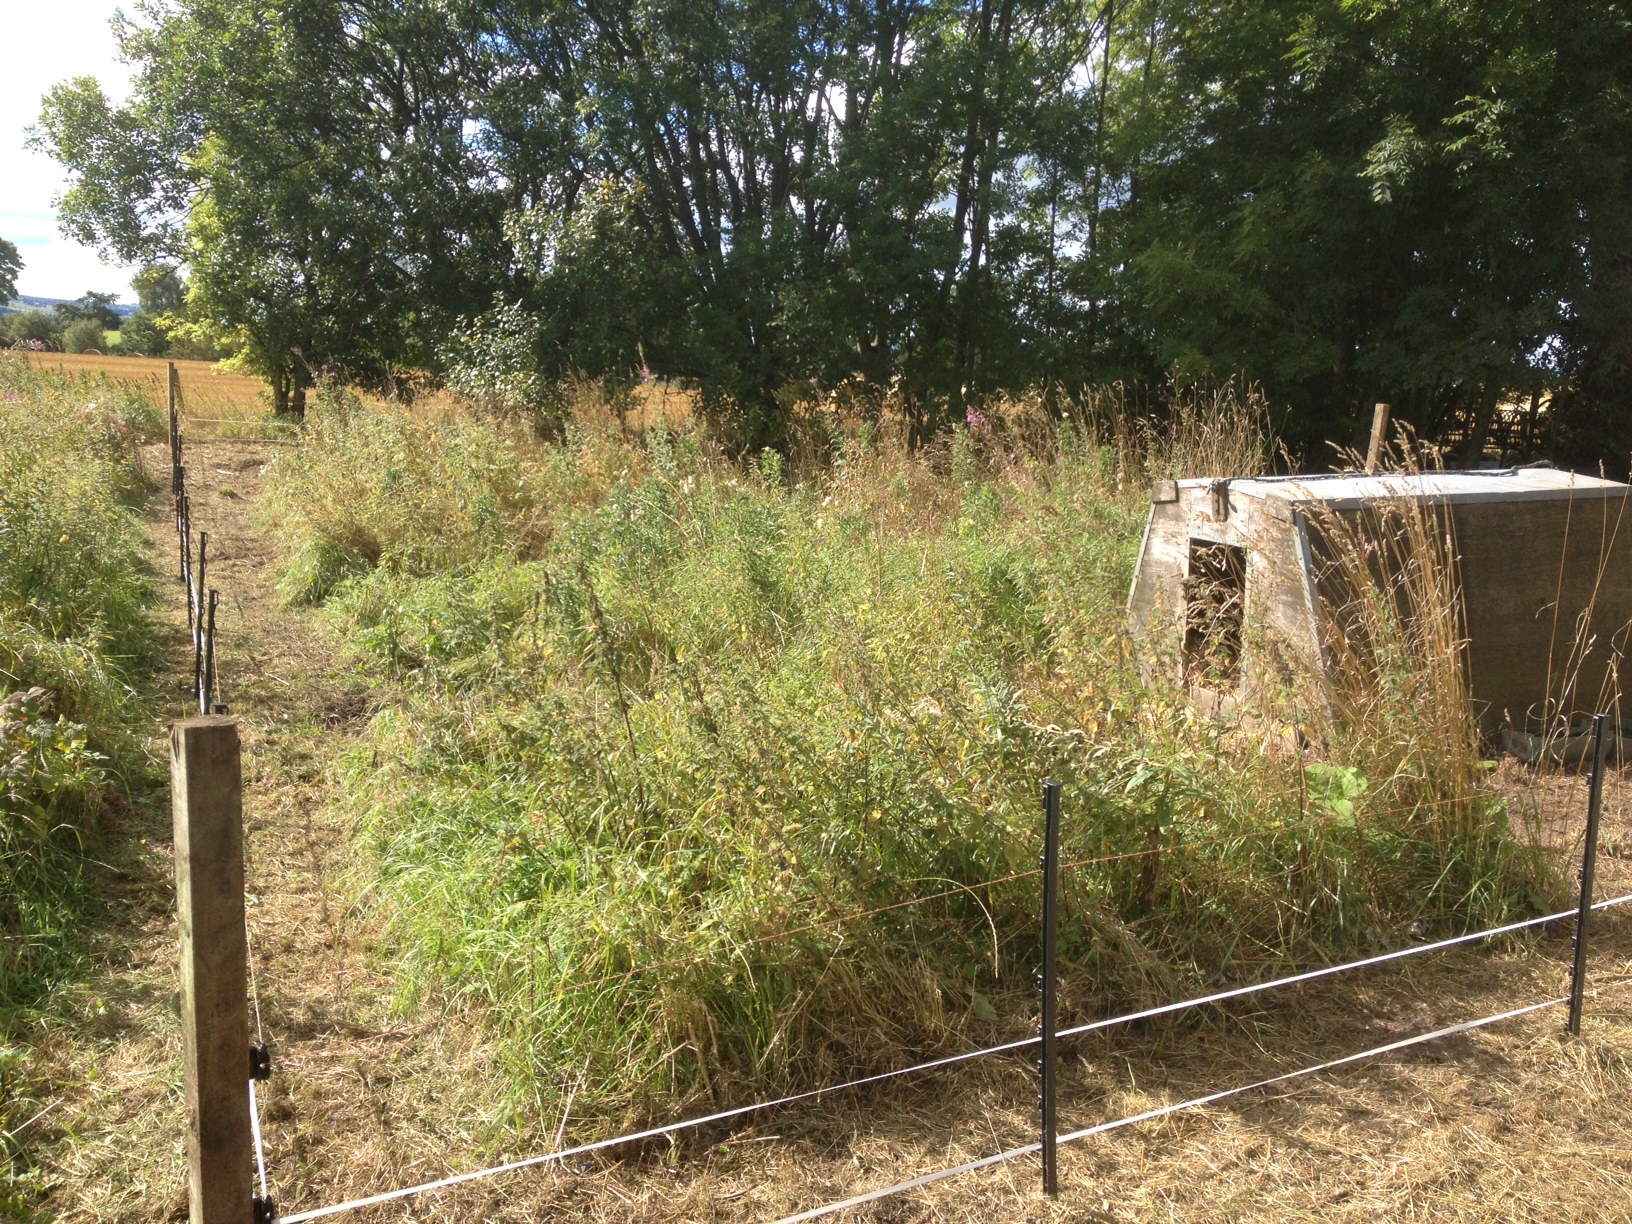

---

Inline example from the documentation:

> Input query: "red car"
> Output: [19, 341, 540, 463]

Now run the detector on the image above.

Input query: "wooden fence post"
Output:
[172, 716, 253, 1224]
[1365, 402, 1391, 474]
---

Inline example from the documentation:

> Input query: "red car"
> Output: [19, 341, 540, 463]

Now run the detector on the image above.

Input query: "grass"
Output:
[262, 382, 1563, 1133]
[0, 356, 161, 1214]
[0, 377, 1599, 1222]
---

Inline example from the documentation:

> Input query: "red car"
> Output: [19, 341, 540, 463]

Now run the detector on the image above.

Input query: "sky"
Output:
[1, 1, 136, 303]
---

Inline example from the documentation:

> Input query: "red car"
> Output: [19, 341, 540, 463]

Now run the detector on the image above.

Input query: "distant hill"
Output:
[0, 294, 138, 318]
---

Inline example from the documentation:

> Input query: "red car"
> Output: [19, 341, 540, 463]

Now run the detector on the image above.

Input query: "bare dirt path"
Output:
[24, 438, 1632, 1223]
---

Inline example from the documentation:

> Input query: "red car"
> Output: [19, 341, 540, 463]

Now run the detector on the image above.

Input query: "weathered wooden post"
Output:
[172, 716, 253, 1223]
[1365, 402, 1391, 474]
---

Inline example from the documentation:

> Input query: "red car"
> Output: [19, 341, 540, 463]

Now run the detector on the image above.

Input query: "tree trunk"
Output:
[1083, 2, 1115, 365]
[1521, 390, 1544, 456]
[272, 361, 308, 420]
[290, 363, 311, 420]
[271, 367, 291, 416]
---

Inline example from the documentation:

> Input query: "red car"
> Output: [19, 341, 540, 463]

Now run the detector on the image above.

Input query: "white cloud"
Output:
[0, 1, 138, 301]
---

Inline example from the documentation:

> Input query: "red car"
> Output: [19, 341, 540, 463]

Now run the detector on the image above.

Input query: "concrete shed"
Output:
[1127, 468, 1632, 733]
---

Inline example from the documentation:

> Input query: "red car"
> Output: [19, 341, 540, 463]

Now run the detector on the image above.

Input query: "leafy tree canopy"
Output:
[132, 265, 186, 315]
[38, 0, 508, 415]
[53, 290, 122, 330]
[117, 311, 170, 357]
[33, 0, 1632, 462]
[0, 310, 62, 348]
[0, 238, 20, 305]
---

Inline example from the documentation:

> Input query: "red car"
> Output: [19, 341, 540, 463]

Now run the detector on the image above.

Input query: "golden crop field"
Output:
[20, 351, 269, 422]
[15, 348, 699, 434]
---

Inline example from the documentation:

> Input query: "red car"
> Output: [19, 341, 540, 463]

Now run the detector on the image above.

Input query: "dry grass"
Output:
[542, 373, 698, 433]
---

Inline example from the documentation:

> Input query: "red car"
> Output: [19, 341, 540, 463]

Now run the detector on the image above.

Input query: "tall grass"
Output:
[270, 390, 1555, 1131]
[0, 358, 159, 1212]
[0, 357, 158, 1004]
[1061, 378, 1278, 490]
[1303, 445, 1557, 917]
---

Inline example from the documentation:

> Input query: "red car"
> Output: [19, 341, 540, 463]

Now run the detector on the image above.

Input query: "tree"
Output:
[36, 0, 507, 417]
[61, 318, 109, 354]
[131, 265, 186, 315]
[0, 238, 20, 305]
[30, 0, 1632, 462]
[1, 310, 64, 349]
[1093, 0, 1632, 461]
[117, 311, 170, 357]
[472, 0, 1113, 446]
[54, 290, 122, 331]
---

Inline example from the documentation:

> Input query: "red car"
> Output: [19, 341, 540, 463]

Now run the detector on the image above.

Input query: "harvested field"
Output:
[14, 350, 696, 434]
[18, 352, 269, 420]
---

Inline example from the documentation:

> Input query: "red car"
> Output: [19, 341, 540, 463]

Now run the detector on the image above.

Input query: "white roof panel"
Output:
[1180, 469, 1629, 509]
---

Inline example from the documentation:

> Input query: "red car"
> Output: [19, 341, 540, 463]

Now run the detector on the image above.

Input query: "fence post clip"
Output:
[250, 1043, 272, 1081]
[253, 1194, 277, 1224]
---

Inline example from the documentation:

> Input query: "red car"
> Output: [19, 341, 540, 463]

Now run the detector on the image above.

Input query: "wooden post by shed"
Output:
[1365, 403, 1391, 473]
[172, 716, 253, 1224]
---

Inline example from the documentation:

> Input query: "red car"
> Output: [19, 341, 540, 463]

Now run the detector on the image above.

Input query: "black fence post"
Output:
[195, 530, 209, 650]
[181, 484, 194, 614]
[1039, 779, 1062, 1197]
[202, 589, 219, 718]
[177, 479, 190, 586]
[192, 534, 208, 714]
[168, 361, 181, 495]
[1567, 713, 1608, 1036]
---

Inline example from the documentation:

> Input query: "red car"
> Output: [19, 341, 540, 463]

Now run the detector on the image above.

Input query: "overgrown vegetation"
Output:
[0, 358, 158, 1211]
[265, 384, 1559, 1128]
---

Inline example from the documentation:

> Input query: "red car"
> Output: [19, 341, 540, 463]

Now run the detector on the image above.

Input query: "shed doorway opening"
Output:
[1184, 539, 1246, 690]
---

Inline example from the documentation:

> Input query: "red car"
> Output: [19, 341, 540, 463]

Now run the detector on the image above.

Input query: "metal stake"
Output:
[181, 485, 194, 615]
[1039, 779, 1062, 1197]
[195, 532, 209, 652]
[1567, 713, 1608, 1035]
[176, 485, 188, 584]
[190, 532, 205, 713]
[202, 589, 219, 717]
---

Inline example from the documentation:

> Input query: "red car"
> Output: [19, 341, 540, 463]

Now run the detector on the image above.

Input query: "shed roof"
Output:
[1180, 468, 1630, 511]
